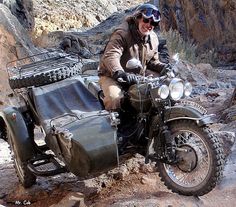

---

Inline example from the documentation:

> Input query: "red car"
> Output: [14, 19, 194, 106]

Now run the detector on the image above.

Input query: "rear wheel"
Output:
[156, 120, 225, 196]
[7, 129, 36, 188]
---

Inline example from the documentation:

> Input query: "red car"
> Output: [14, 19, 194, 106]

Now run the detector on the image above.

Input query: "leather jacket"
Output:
[98, 17, 165, 77]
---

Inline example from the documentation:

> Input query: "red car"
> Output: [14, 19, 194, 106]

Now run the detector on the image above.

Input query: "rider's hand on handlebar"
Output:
[126, 73, 138, 85]
[113, 70, 138, 87]
[113, 70, 128, 82]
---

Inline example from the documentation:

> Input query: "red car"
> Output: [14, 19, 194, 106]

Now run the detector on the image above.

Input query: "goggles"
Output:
[141, 8, 161, 23]
[142, 17, 159, 27]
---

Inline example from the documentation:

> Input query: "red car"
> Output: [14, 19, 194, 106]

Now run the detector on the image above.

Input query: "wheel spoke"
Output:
[157, 121, 224, 195]
[177, 172, 190, 183]
[164, 128, 210, 188]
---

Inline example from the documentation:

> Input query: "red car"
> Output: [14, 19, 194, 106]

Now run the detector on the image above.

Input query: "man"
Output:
[98, 3, 169, 110]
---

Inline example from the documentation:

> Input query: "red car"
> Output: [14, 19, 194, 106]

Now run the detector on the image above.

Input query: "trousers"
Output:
[99, 76, 124, 110]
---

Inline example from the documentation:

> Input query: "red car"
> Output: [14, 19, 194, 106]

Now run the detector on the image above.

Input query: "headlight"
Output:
[184, 82, 192, 97]
[158, 85, 169, 99]
[169, 78, 184, 100]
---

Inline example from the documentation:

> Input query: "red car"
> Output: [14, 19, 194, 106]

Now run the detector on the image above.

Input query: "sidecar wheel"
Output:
[156, 120, 225, 196]
[7, 129, 36, 188]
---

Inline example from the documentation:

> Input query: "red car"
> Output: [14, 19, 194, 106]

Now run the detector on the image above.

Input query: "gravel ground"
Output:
[0, 132, 236, 207]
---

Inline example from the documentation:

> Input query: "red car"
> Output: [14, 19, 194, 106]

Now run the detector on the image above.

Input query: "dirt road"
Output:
[0, 133, 236, 207]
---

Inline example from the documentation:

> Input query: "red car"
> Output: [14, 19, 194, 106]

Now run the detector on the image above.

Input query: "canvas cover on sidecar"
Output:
[31, 77, 118, 177]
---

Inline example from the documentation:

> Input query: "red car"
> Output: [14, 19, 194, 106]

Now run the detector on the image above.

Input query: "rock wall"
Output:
[0, 0, 34, 31]
[159, 0, 236, 66]
[2, 0, 234, 66]
[0, 3, 39, 108]
[32, 0, 236, 66]
[32, 0, 144, 35]
[0, 2, 40, 67]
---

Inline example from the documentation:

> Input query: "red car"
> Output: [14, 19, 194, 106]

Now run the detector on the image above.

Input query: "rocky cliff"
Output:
[32, 0, 236, 66]
[0, 0, 34, 31]
[159, 0, 236, 66]
[0, 3, 40, 106]
[32, 0, 144, 34]
[1, 0, 236, 66]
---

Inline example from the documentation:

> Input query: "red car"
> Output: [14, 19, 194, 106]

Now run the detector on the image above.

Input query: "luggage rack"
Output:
[6, 50, 79, 79]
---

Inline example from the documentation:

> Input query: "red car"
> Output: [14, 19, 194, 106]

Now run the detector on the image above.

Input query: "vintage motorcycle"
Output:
[0, 52, 225, 196]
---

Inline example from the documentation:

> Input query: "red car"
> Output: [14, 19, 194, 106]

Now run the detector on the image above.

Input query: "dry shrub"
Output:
[161, 29, 215, 65]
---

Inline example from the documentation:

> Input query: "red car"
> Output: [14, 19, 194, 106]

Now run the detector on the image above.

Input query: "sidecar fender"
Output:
[164, 105, 216, 126]
[0, 107, 35, 161]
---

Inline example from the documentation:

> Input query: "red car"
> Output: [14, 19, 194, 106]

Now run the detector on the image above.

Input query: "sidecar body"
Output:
[1, 76, 118, 179]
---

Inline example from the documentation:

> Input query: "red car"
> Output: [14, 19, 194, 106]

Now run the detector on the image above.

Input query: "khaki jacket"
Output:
[98, 17, 165, 77]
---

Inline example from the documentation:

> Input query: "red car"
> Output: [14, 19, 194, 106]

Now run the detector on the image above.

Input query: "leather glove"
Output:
[113, 70, 129, 83]
[126, 73, 138, 85]
[113, 70, 137, 87]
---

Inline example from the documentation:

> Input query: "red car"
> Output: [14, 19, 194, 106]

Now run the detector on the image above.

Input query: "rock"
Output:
[159, 0, 236, 66]
[175, 60, 209, 86]
[0, 3, 40, 109]
[110, 197, 203, 207]
[0, 199, 5, 205]
[0, 0, 34, 32]
[214, 131, 235, 158]
[140, 175, 156, 185]
[50, 192, 86, 207]
[221, 105, 236, 123]
[60, 34, 92, 58]
[140, 162, 156, 174]
[33, 9, 132, 56]
[0, 3, 32, 58]
[190, 87, 235, 115]
[112, 164, 130, 181]
[196, 63, 215, 79]
[33, 0, 143, 36]
[229, 88, 236, 106]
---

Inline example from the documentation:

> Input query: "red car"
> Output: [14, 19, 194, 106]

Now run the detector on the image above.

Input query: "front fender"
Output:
[164, 105, 216, 126]
[0, 107, 35, 161]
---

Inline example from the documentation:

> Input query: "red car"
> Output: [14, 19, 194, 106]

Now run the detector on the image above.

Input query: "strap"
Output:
[139, 43, 147, 76]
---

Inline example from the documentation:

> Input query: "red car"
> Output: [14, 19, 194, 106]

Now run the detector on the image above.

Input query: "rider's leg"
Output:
[99, 76, 124, 111]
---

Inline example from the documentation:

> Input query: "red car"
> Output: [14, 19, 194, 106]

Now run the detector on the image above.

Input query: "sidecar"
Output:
[0, 52, 119, 187]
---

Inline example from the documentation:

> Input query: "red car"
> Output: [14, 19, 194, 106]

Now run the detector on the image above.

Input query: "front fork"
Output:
[159, 125, 177, 163]
[146, 124, 177, 164]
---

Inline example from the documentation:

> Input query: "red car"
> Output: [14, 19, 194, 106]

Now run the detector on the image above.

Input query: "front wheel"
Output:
[156, 120, 225, 196]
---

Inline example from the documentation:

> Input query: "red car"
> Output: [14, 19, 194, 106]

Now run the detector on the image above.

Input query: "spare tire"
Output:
[8, 55, 82, 89]
[9, 64, 81, 89]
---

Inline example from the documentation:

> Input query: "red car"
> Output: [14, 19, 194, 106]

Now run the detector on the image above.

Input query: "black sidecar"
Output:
[1, 64, 119, 187]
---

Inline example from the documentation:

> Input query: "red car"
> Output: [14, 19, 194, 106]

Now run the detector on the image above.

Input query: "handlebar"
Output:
[117, 71, 176, 86]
